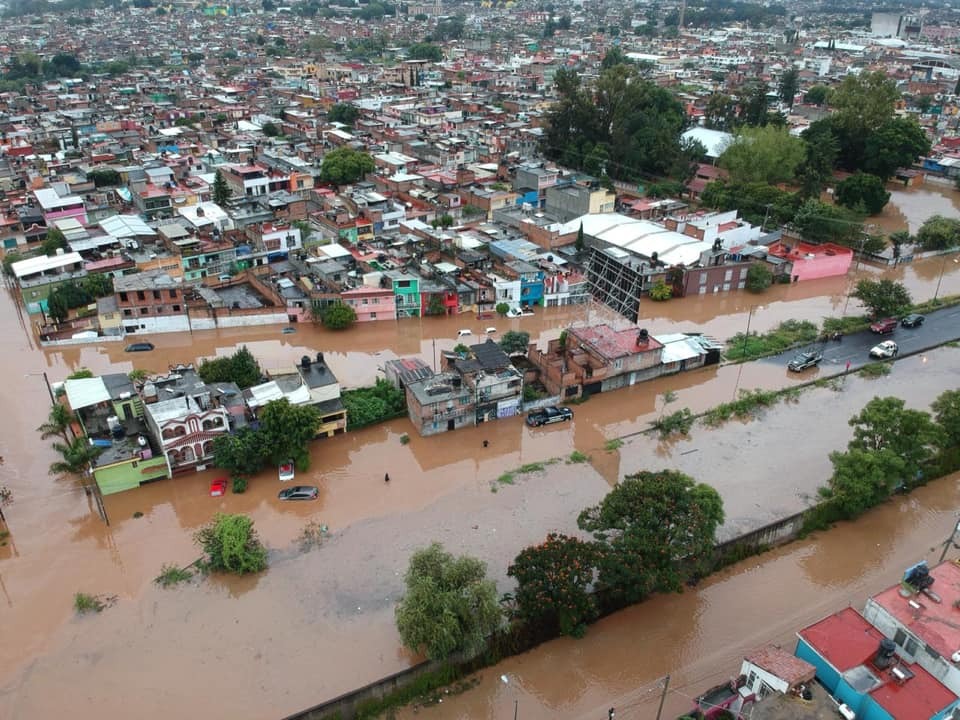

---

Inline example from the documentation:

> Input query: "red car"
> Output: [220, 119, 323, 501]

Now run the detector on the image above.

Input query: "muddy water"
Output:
[874, 184, 960, 235]
[0, 234, 959, 718]
[400, 474, 960, 720]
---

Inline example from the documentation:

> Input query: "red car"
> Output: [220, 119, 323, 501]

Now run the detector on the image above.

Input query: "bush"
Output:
[195, 513, 268, 575]
[648, 280, 672, 301]
[231, 476, 248, 493]
[657, 407, 695, 437]
[322, 303, 357, 330]
[197, 346, 262, 388]
[342, 379, 407, 430]
[725, 320, 819, 361]
[567, 450, 590, 463]
[859, 362, 892, 378]
[74, 592, 105, 613]
[154, 564, 193, 588]
[604, 438, 623, 451]
[702, 389, 780, 427]
[495, 302, 510, 316]
[745, 264, 773, 293]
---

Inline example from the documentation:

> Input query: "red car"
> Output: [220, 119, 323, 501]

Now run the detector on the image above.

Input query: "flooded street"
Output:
[400, 473, 960, 720]
[874, 184, 960, 235]
[0, 244, 958, 719]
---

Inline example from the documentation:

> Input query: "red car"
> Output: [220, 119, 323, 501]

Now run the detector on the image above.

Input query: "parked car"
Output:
[788, 350, 823, 372]
[870, 340, 899, 359]
[870, 318, 897, 334]
[457, 329, 473, 338]
[901, 313, 925, 328]
[281, 326, 297, 334]
[209, 478, 227, 497]
[125, 341, 155, 352]
[526, 406, 574, 427]
[279, 461, 295, 482]
[507, 308, 535, 318]
[278, 485, 319, 501]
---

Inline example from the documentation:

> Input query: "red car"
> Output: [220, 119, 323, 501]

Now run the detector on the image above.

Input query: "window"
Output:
[905, 637, 919, 656]
[119, 291, 129, 301]
[155, 306, 164, 314]
[136, 291, 145, 301]
[613, 359, 623, 370]
[370, 312, 376, 320]
[894, 629, 907, 647]
[123, 308, 132, 317]
[362, 298, 369, 305]
[140, 307, 149, 315]
[173, 304, 180, 312]
[152, 290, 161, 300]
[724, 269, 733, 282]
[739, 268, 748, 280]
[699, 272, 707, 285]
[169, 289, 178, 299]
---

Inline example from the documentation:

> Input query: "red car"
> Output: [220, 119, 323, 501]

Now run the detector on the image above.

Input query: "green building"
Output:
[386, 270, 420, 318]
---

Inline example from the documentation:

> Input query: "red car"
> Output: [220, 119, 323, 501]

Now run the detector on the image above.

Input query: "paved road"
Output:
[761, 304, 960, 374]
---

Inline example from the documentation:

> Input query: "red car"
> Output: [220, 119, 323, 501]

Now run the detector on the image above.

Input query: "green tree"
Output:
[261, 122, 280, 137]
[718, 126, 805, 185]
[804, 84, 830, 106]
[197, 346, 262, 388]
[327, 103, 360, 127]
[824, 448, 905, 518]
[407, 42, 442, 62]
[41, 227, 67, 256]
[862, 118, 930, 181]
[648, 280, 672, 301]
[889, 230, 910, 260]
[847, 396, 941, 486]
[600, 46, 632, 71]
[916, 215, 960, 251]
[499, 330, 530, 355]
[48, 437, 102, 476]
[425, 294, 445, 316]
[319, 147, 375, 185]
[932, 389, 960, 449]
[835, 173, 891, 215]
[830, 71, 899, 137]
[578, 470, 723, 604]
[507, 533, 599, 637]
[704, 92, 737, 131]
[736, 82, 773, 127]
[395, 543, 502, 661]
[321, 303, 357, 329]
[37, 403, 75, 442]
[341, 380, 407, 429]
[87, 168, 121, 187]
[82, 273, 113, 299]
[2, 250, 23, 276]
[745, 263, 773, 293]
[257, 398, 321, 466]
[797, 121, 839, 198]
[851, 279, 912, 319]
[212, 169, 231, 206]
[778, 66, 799, 107]
[495, 302, 510, 316]
[213, 427, 268, 477]
[195, 513, 267, 575]
[792, 199, 864, 246]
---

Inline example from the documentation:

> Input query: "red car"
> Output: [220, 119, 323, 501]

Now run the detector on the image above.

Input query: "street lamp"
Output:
[733, 305, 763, 399]
[933, 256, 959, 304]
[23, 371, 56, 407]
[501, 674, 518, 720]
[841, 234, 870, 317]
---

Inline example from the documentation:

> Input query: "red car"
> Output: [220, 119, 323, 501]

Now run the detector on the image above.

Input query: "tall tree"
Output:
[704, 92, 737, 131]
[718, 126, 805, 185]
[48, 437, 102, 476]
[916, 215, 960, 251]
[824, 448, 905, 518]
[37, 403, 75, 443]
[395, 543, 502, 661]
[797, 121, 838, 197]
[863, 118, 930, 181]
[847, 397, 941, 485]
[835, 173, 891, 215]
[257, 398, 321, 466]
[578, 470, 724, 603]
[932, 389, 960, 450]
[851, 278, 912, 319]
[319, 147, 374, 185]
[737, 82, 772, 127]
[831, 71, 899, 137]
[212, 170, 231, 206]
[778, 66, 799, 107]
[792, 199, 864, 247]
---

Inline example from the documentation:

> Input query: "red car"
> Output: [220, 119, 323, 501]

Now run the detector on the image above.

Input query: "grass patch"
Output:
[859, 362, 892, 378]
[657, 407, 695, 438]
[299, 520, 329, 551]
[822, 315, 871, 336]
[725, 320, 819, 361]
[516, 462, 548, 474]
[399, 433, 410, 445]
[154, 564, 193, 588]
[604, 438, 623, 452]
[352, 665, 474, 719]
[497, 472, 515, 485]
[567, 450, 590, 464]
[702, 389, 779, 428]
[946, 341, 959, 349]
[74, 592, 105, 614]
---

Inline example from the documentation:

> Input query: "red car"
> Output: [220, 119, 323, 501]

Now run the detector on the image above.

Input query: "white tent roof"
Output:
[681, 127, 734, 159]
[657, 334, 706, 364]
[317, 243, 352, 259]
[64, 377, 110, 410]
[245, 380, 311, 410]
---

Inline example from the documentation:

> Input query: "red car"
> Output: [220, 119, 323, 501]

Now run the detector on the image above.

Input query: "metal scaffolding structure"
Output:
[585, 247, 644, 323]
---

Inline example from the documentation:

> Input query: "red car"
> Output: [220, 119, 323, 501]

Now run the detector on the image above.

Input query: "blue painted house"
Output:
[504, 259, 544, 308]
[796, 607, 958, 720]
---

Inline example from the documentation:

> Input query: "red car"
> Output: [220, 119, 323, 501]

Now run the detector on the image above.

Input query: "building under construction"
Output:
[585, 246, 649, 323]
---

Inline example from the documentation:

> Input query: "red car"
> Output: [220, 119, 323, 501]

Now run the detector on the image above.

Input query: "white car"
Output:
[506, 308, 534, 318]
[279, 461, 295, 482]
[457, 329, 473, 338]
[869, 341, 899, 359]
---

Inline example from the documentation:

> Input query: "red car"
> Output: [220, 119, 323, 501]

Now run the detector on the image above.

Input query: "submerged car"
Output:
[279, 461, 295, 482]
[788, 350, 823, 372]
[870, 340, 899, 359]
[125, 341, 155, 352]
[506, 307, 535, 318]
[901, 314, 925, 328]
[278, 485, 319, 501]
[526, 406, 573, 427]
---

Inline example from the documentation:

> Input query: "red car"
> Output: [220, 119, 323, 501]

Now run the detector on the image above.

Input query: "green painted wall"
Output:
[95, 455, 168, 495]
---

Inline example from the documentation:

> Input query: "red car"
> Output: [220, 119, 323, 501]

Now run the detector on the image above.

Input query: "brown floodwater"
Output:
[874, 184, 960, 235]
[0, 235, 958, 719]
[398, 473, 960, 720]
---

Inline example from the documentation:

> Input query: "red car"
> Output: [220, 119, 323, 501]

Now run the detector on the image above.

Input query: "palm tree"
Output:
[48, 438, 102, 477]
[37, 403, 75, 442]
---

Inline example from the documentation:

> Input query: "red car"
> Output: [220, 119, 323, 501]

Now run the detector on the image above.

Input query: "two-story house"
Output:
[502, 260, 544, 308]
[113, 270, 189, 334]
[456, 339, 524, 424]
[385, 270, 421, 318]
[340, 286, 396, 322]
[142, 368, 231, 475]
[405, 372, 476, 436]
[295, 353, 347, 437]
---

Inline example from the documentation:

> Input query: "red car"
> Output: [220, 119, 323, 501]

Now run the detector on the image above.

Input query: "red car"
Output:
[870, 318, 897, 334]
[209, 478, 227, 497]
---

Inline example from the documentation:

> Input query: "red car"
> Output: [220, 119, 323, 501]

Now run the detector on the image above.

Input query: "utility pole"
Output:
[939, 516, 960, 563]
[655, 675, 671, 720]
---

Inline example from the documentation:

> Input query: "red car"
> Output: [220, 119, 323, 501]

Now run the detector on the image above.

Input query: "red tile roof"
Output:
[799, 607, 885, 672]
[744, 646, 815, 687]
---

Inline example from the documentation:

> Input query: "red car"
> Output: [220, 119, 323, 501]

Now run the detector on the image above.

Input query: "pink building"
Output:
[767, 240, 853, 282]
[341, 286, 396, 322]
[34, 188, 88, 225]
